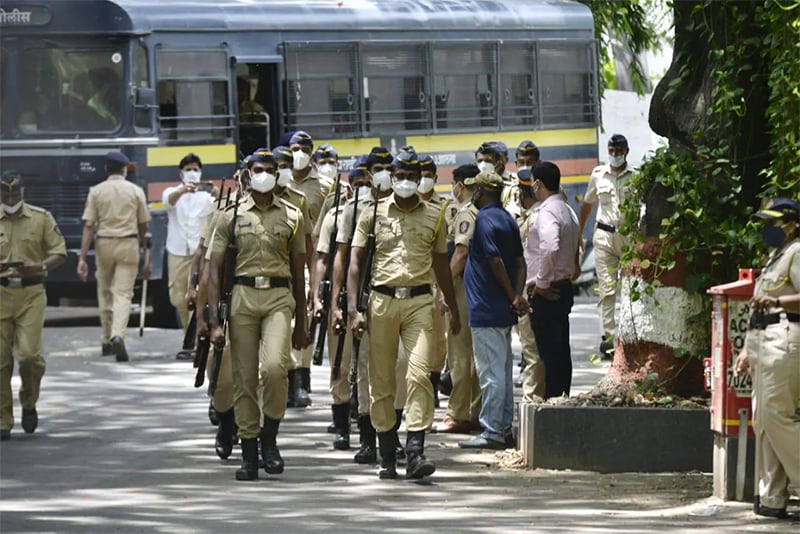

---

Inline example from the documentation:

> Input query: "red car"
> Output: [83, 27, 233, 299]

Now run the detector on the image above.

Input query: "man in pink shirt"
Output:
[524, 162, 581, 398]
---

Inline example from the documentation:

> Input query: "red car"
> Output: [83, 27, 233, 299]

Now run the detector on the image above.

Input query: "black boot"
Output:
[430, 372, 441, 408]
[208, 401, 219, 426]
[439, 368, 453, 396]
[287, 369, 297, 408]
[302, 366, 313, 394]
[327, 406, 337, 433]
[405, 430, 436, 479]
[259, 417, 285, 475]
[393, 409, 406, 464]
[332, 403, 351, 450]
[354, 415, 377, 464]
[294, 368, 311, 407]
[235, 438, 258, 481]
[377, 431, 398, 479]
[215, 409, 235, 459]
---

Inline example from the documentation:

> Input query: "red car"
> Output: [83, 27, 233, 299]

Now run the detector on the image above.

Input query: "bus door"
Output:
[232, 56, 282, 155]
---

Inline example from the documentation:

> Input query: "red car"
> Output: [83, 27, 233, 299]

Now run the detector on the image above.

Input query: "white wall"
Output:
[599, 89, 666, 167]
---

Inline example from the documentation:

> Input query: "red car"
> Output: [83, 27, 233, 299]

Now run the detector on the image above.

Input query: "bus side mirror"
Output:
[135, 87, 157, 108]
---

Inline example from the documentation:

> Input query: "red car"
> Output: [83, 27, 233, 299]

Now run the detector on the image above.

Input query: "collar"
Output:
[540, 193, 562, 207]
[605, 164, 634, 178]
[480, 201, 504, 210]
[389, 193, 424, 212]
[292, 168, 319, 184]
[108, 174, 126, 181]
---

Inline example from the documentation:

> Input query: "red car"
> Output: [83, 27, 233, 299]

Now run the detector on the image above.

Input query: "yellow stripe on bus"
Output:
[316, 137, 382, 156]
[147, 144, 237, 167]
[406, 128, 597, 153]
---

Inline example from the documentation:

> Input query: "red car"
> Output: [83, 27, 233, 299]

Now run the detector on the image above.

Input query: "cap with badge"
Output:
[314, 143, 338, 160]
[475, 142, 502, 157]
[465, 170, 504, 189]
[105, 151, 130, 166]
[392, 150, 420, 172]
[272, 145, 293, 162]
[608, 134, 628, 149]
[0, 170, 22, 192]
[289, 130, 313, 148]
[349, 155, 368, 179]
[752, 197, 800, 222]
[516, 140, 539, 157]
[419, 154, 437, 173]
[249, 149, 275, 165]
[516, 168, 533, 187]
[366, 146, 393, 168]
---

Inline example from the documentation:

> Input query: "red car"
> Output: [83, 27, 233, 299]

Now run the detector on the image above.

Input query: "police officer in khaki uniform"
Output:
[736, 198, 800, 520]
[0, 171, 66, 441]
[78, 152, 151, 361]
[434, 164, 483, 434]
[311, 144, 350, 240]
[347, 149, 460, 480]
[208, 149, 309, 481]
[579, 134, 636, 357]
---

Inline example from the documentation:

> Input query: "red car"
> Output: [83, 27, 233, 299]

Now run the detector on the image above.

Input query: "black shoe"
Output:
[0, 429, 9, 441]
[21, 408, 38, 434]
[259, 417, 285, 475]
[514, 366, 524, 388]
[302, 366, 313, 394]
[439, 369, 453, 397]
[377, 431, 398, 479]
[458, 435, 506, 450]
[110, 336, 129, 362]
[600, 336, 614, 360]
[176, 350, 195, 361]
[293, 368, 311, 408]
[208, 401, 219, 426]
[101, 343, 113, 356]
[392, 409, 406, 465]
[286, 369, 297, 408]
[215, 409, 235, 459]
[354, 415, 377, 464]
[430, 372, 441, 409]
[235, 438, 259, 481]
[332, 403, 350, 451]
[405, 431, 435, 479]
[327, 423, 337, 434]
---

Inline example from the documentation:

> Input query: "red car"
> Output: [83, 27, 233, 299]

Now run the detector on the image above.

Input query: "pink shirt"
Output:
[525, 193, 581, 288]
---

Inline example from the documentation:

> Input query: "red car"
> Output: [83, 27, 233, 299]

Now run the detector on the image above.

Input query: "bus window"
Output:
[133, 43, 152, 133]
[432, 45, 497, 130]
[156, 49, 231, 141]
[362, 45, 428, 133]
[500, 44, 538, 128]
[16, 46, 124, 134]
[539, 43, 597, 126]
[284, 45, 359, 138]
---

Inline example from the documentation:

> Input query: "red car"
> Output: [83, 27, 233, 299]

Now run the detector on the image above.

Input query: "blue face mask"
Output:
[761, 224, 786, 248]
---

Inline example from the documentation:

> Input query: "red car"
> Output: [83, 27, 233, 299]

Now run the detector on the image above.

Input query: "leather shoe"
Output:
[0, 429, 10, 441]
[458, 435, 506, 450]
[433, 416, 474, 434]
[110, 336, 129, 362]
[22, 408, 38, 434]
[101, 343, 113, 356]
[208, 401, 219, 426]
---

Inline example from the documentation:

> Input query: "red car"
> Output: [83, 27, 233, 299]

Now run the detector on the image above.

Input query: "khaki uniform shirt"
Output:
[584, 163, 637, 229]
[753, 237, 800, 304]
[452, 202, 479, 248]
[0, 203, 66, 277]
[352, 195, 447, 288]
[336, 193, 374, 245]
[290, 169, 327, 228]
[316, 205, 346, 256]
[82, 174, 151, 236]
[211, 195, 305, 279]
[313, 182, 350, 240]
[280, 187, 313, 237]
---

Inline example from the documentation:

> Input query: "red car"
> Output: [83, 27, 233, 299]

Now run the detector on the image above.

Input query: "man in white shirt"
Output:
[162, 153, 216, 359]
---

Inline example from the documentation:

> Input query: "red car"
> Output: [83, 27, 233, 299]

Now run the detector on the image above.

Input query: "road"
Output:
[0, 298, 788, 533]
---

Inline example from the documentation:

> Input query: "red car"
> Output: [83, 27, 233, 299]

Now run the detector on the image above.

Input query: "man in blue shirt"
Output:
[459, 171, 529, 449]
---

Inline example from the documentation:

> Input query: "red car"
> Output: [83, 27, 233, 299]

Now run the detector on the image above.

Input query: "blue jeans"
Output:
[471, 326, 514, 444]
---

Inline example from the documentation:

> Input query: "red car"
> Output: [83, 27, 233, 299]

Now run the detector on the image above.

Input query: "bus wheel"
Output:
[149, 279, 180, 329]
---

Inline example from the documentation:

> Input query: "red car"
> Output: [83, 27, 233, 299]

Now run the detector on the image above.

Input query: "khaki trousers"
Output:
[355, 332, 409, 415]
[207, 339, 234, 413]
[230, 285, 294, 439]
[445, 278, 481, 421]
[0, 285, 46, 430]
[290, 273, 313, 369]
[328, 323, 353, 405]
[748, 321, 800, 509]
[367, 292, 433, 433]
[592, 229, 625, 337]
[431, 285, 447, 373]
[167, 252, 193, 331]
[518, 297, 546, 401]
[95, 237, 139, 341]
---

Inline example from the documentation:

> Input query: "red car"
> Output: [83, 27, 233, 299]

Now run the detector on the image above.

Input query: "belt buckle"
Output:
[395, 287, 411, 299]
[8, 277, 22, 288]
[254, 276, 270, 289]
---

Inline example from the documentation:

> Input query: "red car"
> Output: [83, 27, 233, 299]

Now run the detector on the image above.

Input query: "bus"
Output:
[0, 0, 599, 326]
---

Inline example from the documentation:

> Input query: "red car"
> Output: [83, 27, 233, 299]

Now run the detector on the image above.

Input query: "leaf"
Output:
[640, 259, 652, 270]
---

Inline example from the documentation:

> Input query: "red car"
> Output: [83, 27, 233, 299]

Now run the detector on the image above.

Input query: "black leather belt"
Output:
[97, 235, 138, 239]
[0, 277, 44, 288]
[373, 284, 431, 299]
[234, 276, 289, 289]
[749, 312, 800, 330]
[597, 222, 616, 233]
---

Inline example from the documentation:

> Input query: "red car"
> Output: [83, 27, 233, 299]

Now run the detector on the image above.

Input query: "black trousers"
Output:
[529, 285, 574, 399]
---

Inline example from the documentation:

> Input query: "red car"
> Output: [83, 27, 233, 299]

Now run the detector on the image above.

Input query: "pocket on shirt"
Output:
[596, 181, 615, 207]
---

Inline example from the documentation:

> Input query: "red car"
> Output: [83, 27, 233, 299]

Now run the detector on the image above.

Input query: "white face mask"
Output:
[392, 179, 419, 199]
[356, 185, 372, 200]
[417, 177, 435, 195]
[609, 155, 626, 168]
[372, 170, 393, 192]
[477, 161, 494, 174]
[1, 200, 23, 215]
[293, 150, 311, 170]
[317, 163, 338, 180]
[183, 170, 201, 183]
[517, 165, 530, 173]
[250, 172, 276, 193]
[277, 168, 292, 188]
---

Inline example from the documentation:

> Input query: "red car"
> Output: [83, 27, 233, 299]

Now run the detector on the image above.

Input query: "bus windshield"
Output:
[15, 44, 125, 134]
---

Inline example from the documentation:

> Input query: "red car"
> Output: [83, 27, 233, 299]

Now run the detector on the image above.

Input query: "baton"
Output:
[139, 278, 147, 337]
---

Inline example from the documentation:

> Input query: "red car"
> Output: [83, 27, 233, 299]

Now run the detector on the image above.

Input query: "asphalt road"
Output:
[0, 298, 789, 533]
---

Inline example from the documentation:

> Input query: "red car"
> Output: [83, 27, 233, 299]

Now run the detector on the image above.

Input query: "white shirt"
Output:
[162, 184, 214, 256]
[583, 163, 636, 229]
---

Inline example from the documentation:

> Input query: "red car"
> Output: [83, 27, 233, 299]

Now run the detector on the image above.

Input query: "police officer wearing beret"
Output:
[78, 152, 151, 361]
[1, 170, 66, 441]
[735, 198, 800, 520]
